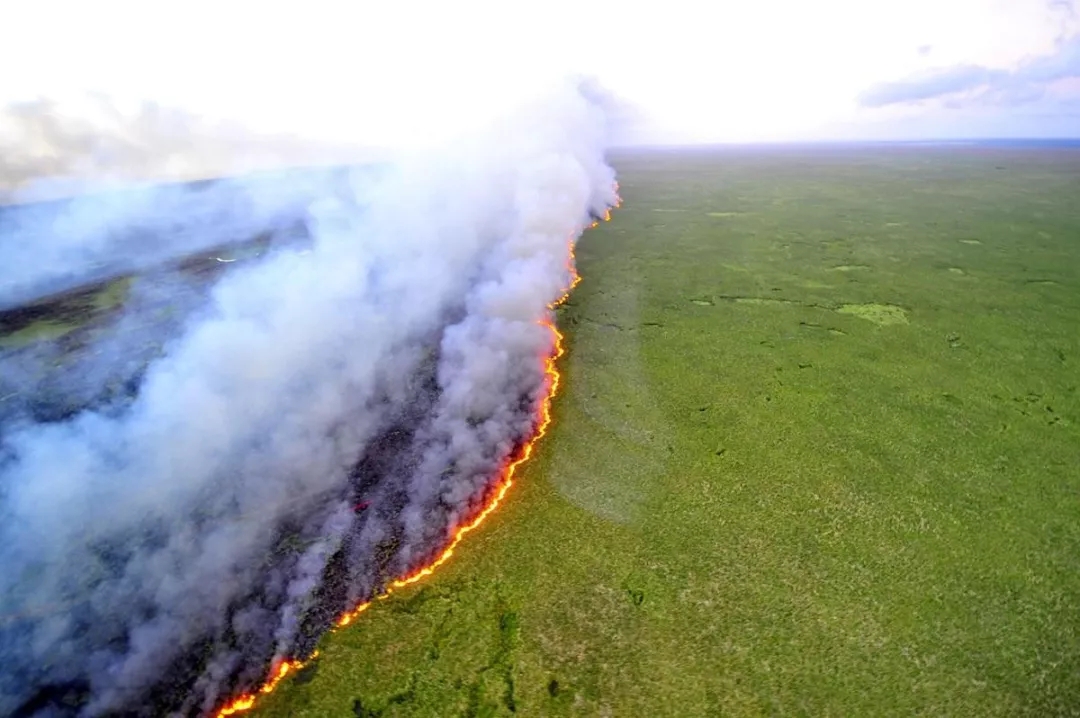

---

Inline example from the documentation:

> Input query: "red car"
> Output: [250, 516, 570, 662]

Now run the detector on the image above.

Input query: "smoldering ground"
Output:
[0, 82, 618, 717]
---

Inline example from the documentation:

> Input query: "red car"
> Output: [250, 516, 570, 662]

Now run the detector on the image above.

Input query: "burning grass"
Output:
[11, 147, 1079, 716]
[245, 146, 1080, 717]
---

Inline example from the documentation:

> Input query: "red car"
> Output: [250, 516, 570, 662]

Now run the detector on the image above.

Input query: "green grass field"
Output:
[0, 149, 1063, 715]
[264, 147, 1074, 715]
[250, 146, 1080, 717]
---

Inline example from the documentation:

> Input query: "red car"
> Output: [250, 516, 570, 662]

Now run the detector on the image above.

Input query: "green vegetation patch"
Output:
[255, 146, 1080, 718]
[734, 297, 792, 307]
[91, 277, 133, 311]
[1, 276, 133, 352]
[0, 319, 79, 349]
[835, 302, 910, 325]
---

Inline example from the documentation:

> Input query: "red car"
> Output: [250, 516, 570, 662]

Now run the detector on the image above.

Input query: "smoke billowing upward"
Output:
[0, 81, 618, 717]
[0, 94, 379, 203]
[0, 94, 383, 310]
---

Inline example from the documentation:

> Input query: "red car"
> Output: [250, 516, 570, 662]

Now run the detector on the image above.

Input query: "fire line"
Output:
[211, 193, 618, 718]
[213, 306, 565, 718]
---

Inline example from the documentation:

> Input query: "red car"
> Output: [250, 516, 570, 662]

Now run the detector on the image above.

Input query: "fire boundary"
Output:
[212, 199, 617, 718]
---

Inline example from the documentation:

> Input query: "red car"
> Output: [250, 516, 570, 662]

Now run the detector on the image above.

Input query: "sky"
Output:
[2, 0, 1079, 146]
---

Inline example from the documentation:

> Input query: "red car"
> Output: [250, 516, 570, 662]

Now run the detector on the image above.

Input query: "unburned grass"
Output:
[254, 145, 1080, 717]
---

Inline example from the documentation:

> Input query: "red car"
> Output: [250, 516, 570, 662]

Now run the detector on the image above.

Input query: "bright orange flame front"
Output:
[389, 317, 564, 591]
[211, 194, 618, 718]
[215, 655, 314, 717]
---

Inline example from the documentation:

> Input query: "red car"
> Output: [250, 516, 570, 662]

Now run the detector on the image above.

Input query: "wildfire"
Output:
[588, 183, 621, 229]
[214, 654, 315, 716]
[211, 194, 618, 718]
[212, 320, 566, 718]
[390, 317, 564, 591]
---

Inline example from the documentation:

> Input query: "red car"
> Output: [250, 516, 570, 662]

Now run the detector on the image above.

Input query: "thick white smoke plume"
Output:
[0, 95, 381, 309]
[0, 81, 617, 716]
[0, 94, 376, 202]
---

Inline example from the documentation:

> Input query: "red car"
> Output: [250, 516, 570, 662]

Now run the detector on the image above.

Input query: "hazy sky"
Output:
[3, 0, 1079, 145]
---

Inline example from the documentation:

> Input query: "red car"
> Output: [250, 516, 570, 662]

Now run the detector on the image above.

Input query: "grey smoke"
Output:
[0, 94, 378, 202]
[0, 80, 618, 716]
[0, 169, 347, 310]
[0, 93, 383, 308]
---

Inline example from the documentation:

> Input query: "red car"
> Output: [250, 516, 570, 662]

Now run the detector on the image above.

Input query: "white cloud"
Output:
[2, 0, 1076, 143]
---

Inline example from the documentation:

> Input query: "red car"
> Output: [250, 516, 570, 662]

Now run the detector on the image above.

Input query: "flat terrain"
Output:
[0, 167, 323, 427]
[251, 146, 1080, 717]
[9, 147, 1080, 716]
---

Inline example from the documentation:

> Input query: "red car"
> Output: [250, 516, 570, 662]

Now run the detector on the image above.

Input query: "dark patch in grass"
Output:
[388, 674, 418, 706]
[547, 679, 560, 697]
[449, 601, 521, 715]
[461, 680, 491, 718]
[293, 660, 319, 685]
[503, 669, 517, 713]
[626, 588, 645, 606]
[0, 282, 111, 336]
[350, 674, 416, 717]
[718, 294, 837, 312]
[715, 447, 727, 457]
[499, 611, 519, 640]
[392, 586, 439, 615]
[426, 604, 455, 661]
[353, 696, 383, 718]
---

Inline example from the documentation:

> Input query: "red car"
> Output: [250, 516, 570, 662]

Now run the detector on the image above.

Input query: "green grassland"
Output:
[7, 147, 1071, 717]
[253, 146, 1080, 717]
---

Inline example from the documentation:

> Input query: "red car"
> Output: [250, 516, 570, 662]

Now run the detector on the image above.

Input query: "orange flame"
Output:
[214, 654, 316, 717]
[212, 318, 565, 718]
[389, 317, 564, 591]
[210, 194, 617, 718]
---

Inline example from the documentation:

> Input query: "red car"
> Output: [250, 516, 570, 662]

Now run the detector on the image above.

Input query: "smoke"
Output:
[0, 95, 384, 309]
[0, 80, 618, 716]
[0, 94, 378, 201]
